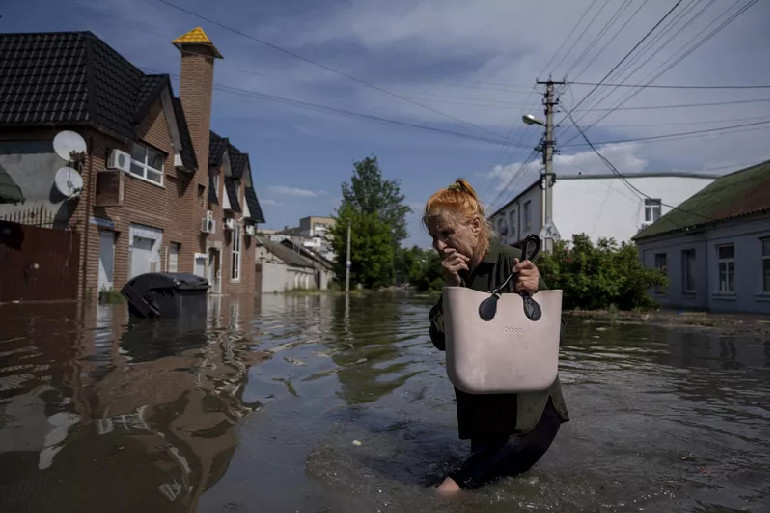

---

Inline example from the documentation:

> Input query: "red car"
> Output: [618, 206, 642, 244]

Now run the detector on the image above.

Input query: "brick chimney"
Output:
[173, 27, 223, 270]
[172, 27, 223, 179]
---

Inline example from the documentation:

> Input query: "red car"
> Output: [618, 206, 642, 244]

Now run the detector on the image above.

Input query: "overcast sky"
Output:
[5, 0, 770, 246]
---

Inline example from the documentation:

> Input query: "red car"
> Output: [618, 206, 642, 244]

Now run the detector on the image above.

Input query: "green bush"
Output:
[537, 234, 666, 311]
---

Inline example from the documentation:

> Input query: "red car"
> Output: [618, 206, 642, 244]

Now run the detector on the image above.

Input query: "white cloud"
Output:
[260, 198, 283, 207]
[268, 185, 323, 197]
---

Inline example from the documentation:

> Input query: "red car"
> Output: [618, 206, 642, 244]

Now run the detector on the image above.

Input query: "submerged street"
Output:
[0, 292, 768, 512]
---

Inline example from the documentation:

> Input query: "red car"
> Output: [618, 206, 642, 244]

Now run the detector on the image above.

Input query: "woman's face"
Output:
[427, 213, 480, 260]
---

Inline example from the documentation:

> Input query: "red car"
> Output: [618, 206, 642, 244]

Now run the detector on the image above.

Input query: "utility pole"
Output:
[345, 221, 351, 293]
[536, 78, 564, 253]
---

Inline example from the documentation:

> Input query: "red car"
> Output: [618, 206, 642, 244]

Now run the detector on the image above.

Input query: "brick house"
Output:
[0, 28, 264, 301]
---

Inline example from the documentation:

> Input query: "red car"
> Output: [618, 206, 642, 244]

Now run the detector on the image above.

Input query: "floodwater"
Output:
[0, 292, 768, 513]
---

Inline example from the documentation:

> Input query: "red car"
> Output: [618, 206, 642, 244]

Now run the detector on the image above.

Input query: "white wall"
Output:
[491, 175, 714, 245]
[552, 176, 713, 244]
[262, 261, 289, 293]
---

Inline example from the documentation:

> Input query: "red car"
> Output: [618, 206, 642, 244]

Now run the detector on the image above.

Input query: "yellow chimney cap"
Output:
[172, 27, 223, 59]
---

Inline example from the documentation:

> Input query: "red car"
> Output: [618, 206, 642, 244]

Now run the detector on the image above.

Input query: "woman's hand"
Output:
[441, 248, 469, 287]
[513, 258, 540, 292]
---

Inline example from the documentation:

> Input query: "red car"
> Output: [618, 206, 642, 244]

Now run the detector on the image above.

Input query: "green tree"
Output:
[537, 234, 667, 310]
[329, 205, 395, 290]
[398, 245, 444, 291]
[341, 156, 411, 244]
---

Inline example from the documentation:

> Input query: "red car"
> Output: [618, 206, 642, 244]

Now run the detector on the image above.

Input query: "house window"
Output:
[759, 237, 770, 292]
[523, 201, 531, 230]
[197, 184, 206, 207]
[497, 217, 508, 236]
[231, 224, 241, 281]
[682, 249, 696, 293]
[716, 244, 735, 293]
[645, 198, 662, 223]
[167, 242, 180, 273]
[130, 143, 164, 184]
[654, 253, 667, 293]
[509, 209, 517, 241]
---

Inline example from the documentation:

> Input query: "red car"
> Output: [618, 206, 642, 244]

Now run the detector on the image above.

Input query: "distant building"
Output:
[254, 235, 334, 292]
[634, 160, 770, 315]
[489, 173, 717, 246]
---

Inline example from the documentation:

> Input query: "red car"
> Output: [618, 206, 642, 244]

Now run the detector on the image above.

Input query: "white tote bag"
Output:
[442, 235, 563, 394]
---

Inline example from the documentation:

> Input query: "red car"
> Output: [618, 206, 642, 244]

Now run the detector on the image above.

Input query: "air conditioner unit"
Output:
[107, 149, 131, 173]
[224, 218, 236, 231]
[245, 225, 256, 236]
[201, 216, 216, 234]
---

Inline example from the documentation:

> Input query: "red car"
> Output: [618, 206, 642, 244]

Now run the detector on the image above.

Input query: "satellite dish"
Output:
[54, 167, 84, 198]
[53, 130, 87, 161]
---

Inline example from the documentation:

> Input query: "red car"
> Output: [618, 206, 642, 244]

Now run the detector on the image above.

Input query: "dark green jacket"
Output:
[429, 239, 569, 439]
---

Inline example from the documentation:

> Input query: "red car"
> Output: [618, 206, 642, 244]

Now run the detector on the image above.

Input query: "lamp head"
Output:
[522, 114, 544, 126]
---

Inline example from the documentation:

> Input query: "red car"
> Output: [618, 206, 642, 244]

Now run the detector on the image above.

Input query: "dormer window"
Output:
[130, 143, 164, 185]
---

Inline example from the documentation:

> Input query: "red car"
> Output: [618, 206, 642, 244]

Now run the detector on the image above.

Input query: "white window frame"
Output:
[645, 198, 662, 223]
[212, 172, 219, 203]
[716, 244, 735, 293]
[167, 242, 180, 273]
[129, 143, 164, 185]
[762, 237, 770, 293]
[682, 249, 696, 293]
[231, 223, 241, 282]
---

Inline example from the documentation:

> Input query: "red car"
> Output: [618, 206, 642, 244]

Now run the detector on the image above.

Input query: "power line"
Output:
[156, 0, 505, 140]
[574, 97, 770, 111]
[570, 0, 651, 81]
[560, 119, 770, 147]
[144, 67, 523, 148]
[564, 0, 684, 117]
[570, 81, 770, 89]
[565, 112, 718, 224]
[540, 0, 601, 76]
[564, 0, 758, 143]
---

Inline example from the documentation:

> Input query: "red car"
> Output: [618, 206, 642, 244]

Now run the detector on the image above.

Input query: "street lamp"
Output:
[522, 114, 544, 126]
[521, 82, 561, 253]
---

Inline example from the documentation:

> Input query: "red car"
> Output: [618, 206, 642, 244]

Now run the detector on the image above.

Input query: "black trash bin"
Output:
[122, 272, 208, 319]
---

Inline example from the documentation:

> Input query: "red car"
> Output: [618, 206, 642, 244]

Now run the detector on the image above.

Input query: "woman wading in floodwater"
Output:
[425, 179, 569, 491]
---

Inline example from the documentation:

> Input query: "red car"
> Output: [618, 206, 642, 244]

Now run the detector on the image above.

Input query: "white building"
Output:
[489, 173, 717, 246]
[634, 161, 770, 315]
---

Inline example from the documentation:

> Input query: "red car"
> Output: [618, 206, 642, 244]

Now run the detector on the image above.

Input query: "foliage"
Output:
[397, 246, 444, 291]
[329, 205, 395, 290]
[341, 156, 412, 244]
[331, 155, 411, 289]
[536, 234, 667, 311]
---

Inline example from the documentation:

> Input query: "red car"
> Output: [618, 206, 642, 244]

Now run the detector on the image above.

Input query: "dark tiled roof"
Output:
[0, 31, 198, 172]
[133, 74, 168, 123]
[257, 236, 315, 268]
[208, 173, 218, 205]
[224, 177, 241, 212]
[245, 186, 264, 223]
[635, 160, 770, 240]
[172, 96, 197, 171]
[227, 144, 248, 180]
[208, 131, 228, 167]
[0, 32, 91, 126]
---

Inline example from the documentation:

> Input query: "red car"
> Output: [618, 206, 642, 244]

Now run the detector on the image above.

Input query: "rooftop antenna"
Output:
[52, 130, 87, 200]
[53, 130, 87, 162]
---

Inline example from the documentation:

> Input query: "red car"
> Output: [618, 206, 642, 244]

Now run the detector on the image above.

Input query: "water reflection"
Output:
[0, 296, 266, 513]
[1, 295, 769, 512]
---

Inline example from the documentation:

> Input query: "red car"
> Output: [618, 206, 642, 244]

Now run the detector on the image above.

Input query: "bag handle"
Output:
[479, 234, 542, 322]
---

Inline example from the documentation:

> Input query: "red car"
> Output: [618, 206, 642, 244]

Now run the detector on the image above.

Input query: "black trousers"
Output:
[448, 399, 563, 489]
